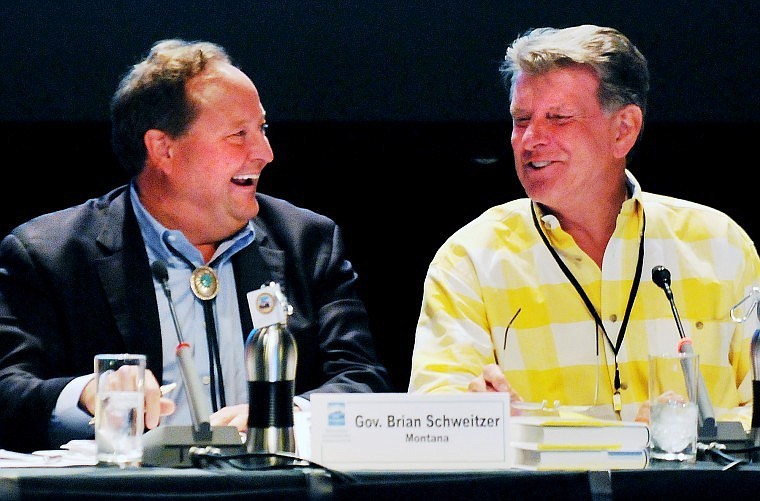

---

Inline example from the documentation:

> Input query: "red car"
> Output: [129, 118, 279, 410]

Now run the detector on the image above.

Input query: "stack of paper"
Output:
[509, 414, 650, 471]
[0, 441, 96, 468]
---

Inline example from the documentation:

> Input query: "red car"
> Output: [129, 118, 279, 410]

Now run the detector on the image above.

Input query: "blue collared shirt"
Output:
[129, 182, 254, 425]
[50, 183, 255, 442]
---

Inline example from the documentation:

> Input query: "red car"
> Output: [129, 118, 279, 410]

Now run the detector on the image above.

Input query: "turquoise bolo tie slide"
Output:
[190, 265, 219, 301]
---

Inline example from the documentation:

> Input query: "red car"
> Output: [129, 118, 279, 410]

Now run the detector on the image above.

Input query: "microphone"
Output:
[652, 265, 749, 447]
[751, 329, 760, 430]
[651, 265, 715, 435]
[142, 259, 242, 467]
[651, 266, 685, 339]
[749, 327, 760, 460]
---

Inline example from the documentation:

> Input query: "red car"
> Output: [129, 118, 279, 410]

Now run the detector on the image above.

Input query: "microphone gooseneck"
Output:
[151, 259, 211, 436]
[152, 260, 184, 344]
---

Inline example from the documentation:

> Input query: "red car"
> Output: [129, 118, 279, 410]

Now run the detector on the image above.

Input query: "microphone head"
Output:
[151, 260, 169, 283]
[651, 265, 671, 290]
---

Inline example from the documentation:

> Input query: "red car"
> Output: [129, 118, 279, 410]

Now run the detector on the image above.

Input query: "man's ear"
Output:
[144, 129, 173, 170]
[612, 104, 643, 159]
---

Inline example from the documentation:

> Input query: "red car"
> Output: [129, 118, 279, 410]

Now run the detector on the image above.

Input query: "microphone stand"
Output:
[748, 328, 760, 462]
[651, 266, 749, 451]
[142, 260, 243, 467]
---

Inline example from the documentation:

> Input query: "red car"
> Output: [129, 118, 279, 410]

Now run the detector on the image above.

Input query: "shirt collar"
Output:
[537, 169, 643, 230]
[129, 181, 256, 267]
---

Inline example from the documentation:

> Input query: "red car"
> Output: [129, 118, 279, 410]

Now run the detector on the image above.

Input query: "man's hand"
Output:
[468, 363, 523, 412]
[210, 403, 249, 432]
[80, 369, 175, 429]
[635, 400, 651, 425]
[635, 390, 686, 425]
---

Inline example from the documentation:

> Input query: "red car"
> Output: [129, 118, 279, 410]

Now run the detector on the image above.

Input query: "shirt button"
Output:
[202, 376, 211, 385]
[609, 314, 618, 322]
[696, 321, 704, 329]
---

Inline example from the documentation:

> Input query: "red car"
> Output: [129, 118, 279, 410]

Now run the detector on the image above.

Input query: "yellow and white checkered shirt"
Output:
[409, 171, 760, 428]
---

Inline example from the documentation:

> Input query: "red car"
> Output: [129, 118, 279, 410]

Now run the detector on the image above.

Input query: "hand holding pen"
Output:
[88, 381, 177, 426]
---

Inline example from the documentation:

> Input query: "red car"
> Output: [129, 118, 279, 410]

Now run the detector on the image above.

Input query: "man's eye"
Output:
[512, 117, 530, 127]
[548, 115, 573, 123]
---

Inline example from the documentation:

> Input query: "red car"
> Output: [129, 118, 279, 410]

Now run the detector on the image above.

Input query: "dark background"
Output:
[1, 1, 758, 391]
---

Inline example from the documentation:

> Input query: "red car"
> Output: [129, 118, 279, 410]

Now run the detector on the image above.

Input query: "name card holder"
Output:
[309, 393, 510, 470]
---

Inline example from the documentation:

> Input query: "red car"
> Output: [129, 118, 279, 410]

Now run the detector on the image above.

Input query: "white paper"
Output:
[309, 393, 511, 470]
[0, 441, 97, 468]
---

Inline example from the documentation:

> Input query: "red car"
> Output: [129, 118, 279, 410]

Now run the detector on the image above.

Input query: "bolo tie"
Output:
[187, 263, 227, 412]
[167, 249, 227, 412]
[531, 204, 645, 413]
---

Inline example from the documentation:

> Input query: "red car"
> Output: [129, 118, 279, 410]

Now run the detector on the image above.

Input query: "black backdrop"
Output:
[2, 2, 759, 390]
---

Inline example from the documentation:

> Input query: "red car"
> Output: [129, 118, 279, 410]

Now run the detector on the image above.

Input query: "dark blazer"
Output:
[0, 186, 391, 452]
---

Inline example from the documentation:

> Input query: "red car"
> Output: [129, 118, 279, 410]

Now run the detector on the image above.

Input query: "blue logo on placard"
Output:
[327, 402, 346, 426]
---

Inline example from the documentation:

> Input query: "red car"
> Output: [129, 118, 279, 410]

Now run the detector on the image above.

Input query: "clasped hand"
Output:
[470, 363, 664, 422]
[80, 369, 175, 429]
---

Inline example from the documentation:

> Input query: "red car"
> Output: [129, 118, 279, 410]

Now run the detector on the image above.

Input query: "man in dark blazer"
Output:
[0, 39, 391, 452]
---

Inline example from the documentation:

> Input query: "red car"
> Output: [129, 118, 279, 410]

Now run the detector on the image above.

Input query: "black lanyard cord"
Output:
[531, 204, 645, 405]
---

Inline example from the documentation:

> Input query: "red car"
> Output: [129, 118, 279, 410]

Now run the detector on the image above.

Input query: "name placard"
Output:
[309, 393, 510, 470]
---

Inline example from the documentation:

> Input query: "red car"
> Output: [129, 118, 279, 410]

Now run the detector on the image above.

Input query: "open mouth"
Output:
[231, 174, 259, 186]
[528, 161, 551, 168]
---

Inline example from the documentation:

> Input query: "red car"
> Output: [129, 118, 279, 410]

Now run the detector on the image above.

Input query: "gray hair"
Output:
[500, 25, 649, 117]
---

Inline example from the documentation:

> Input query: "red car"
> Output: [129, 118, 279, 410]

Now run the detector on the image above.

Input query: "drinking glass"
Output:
[94, 353, 146, 467]
[648, 352, 699, 463]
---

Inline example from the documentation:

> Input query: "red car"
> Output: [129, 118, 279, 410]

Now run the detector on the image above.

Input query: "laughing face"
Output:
[162, 62, 274, 241]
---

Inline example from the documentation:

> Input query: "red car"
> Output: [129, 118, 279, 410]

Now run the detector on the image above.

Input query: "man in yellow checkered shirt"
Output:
[408, 25, 760, 429]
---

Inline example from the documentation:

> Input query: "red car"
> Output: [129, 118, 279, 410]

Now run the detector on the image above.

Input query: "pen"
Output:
[88, 383, 177, 425]
[158, 382, 178, 397]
